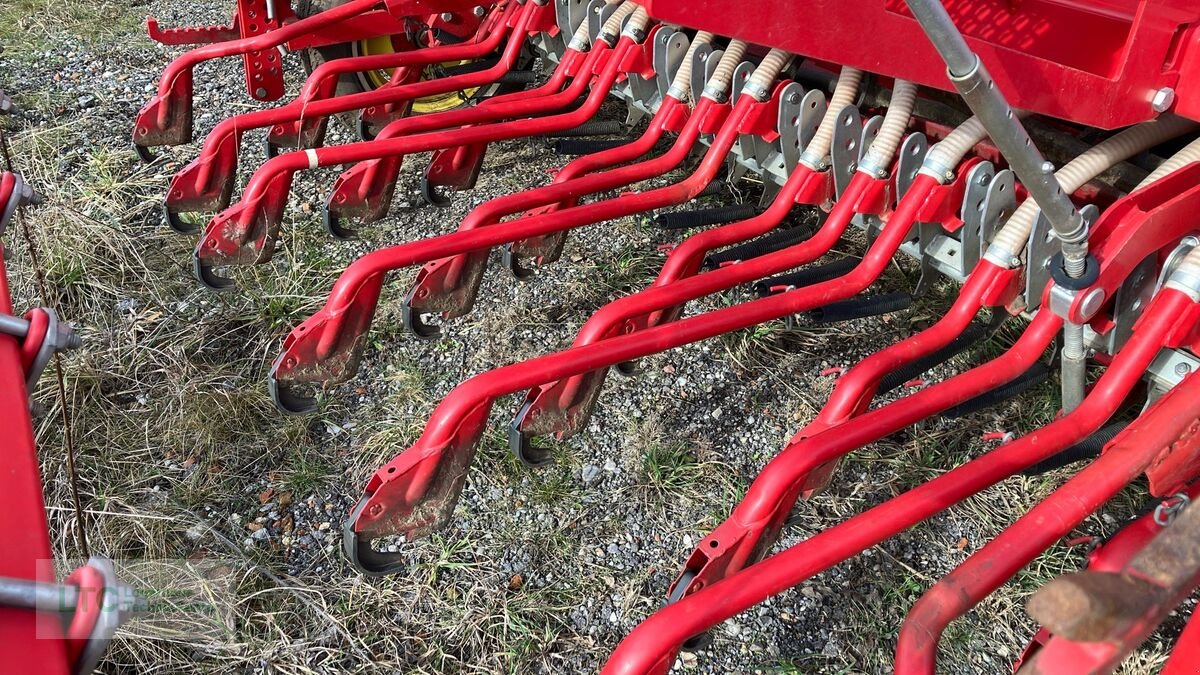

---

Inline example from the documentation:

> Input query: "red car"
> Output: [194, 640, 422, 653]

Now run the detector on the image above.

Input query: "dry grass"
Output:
[0, 4, 1189, 674]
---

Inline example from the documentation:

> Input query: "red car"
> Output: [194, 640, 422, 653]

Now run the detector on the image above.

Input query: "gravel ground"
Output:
[0, 2, 1182, 673]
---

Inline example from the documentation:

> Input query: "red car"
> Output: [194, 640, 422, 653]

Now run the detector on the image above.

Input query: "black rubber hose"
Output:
[704, 225, 815, 268]
[544, 120, 623, 138]
[429, 28, 467, 45]
[1020, 422, 1127, 476]
[696, 181, 725, 198]
[654, 203, 759, 230]
[493, 70, 538, 85]
[752, 256, 860, 296]
[877, 322, 990, 394]
[940, 362, 1051, 419]
[552, 138, 631, 155]
[806, 291, 913, 324]
[437, 56, 502, 77]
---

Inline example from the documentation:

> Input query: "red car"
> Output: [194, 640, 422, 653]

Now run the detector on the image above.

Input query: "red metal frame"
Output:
[0, 174, 71, 675]
[134, 0, 468, 148]
[1019, 484, 1200, 672]
[643, 0, 1200, 129]
[894, 376, 1200, 674]
[191, 29, 649, 285]
[602, 288, 1189, 675]
[326, 159, 1196, 571]
[164, 1, 522, 220]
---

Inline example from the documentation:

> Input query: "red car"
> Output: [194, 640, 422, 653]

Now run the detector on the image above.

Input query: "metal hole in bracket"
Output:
[948, 248, 958, 258]
[842, 116, 852, 127]
[999, 184, 1008, 192]
[910, 145, 920, 156]
[977, 200, 984, 213]
[795, 140, 800, 148]
[847, 139, 856, 151]
[809, 100, 817, 108]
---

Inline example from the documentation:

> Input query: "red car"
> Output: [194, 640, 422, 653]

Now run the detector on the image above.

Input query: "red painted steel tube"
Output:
[194, 33, 635, 279]
[0, 251, 72, 675]
[602, 288, 1193, 675]
[167, 2, 527, 215]
[325, 57, 685, 228]
[266, 92, 751, 408]
[1163, 603, 1200, 675]
[515, 170, 905, 442]
[895, 367, 1200, 675]
[400, 94, 716, 327]
[134, 0, 385, 145]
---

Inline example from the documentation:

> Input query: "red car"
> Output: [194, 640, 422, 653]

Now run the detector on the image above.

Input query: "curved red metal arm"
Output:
[895, 371, 1200, 674]
[134, 0, 386, 148]
[265, 91, 743, 411]
[165, 3, 516, 219]
[192, 32, 629, 284]
[602, 286, 1193, 675]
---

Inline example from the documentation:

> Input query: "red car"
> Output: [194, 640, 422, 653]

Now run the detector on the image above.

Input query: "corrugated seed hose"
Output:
[703, 40, 748, 97]
[801, 67, 864, 167]
[1138, 136, 1200, 280]
[861, 80, 918, 172]
[989, 115, 1198, 260]
[668, 31, 715, 101]
[600, 2, 639, 39]
[746, 49, 793, 99]
[619, 6, 651, 36]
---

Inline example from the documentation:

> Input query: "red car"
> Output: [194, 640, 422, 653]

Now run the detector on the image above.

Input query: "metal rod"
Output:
[903, 0, 1085, 245]
[0, 577, 78, 612]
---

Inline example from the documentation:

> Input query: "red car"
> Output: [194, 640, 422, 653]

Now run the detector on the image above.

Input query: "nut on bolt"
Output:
[1152, 87, 1176, 113]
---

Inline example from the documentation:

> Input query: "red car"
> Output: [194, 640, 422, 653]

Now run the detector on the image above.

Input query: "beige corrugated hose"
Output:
[746, 49, 793, 98]
[703, 40, 748, 98]
[1148, 135, 1200, 286]
[801, 67, 863, 168]
[988, 115, 1197, 261]
[860, 80, 918, 174]
[1139, 135, 1200, 187]
[599, 1, 638, 41]
[668, 31, 714, 101]
[620, 5, 650, 35]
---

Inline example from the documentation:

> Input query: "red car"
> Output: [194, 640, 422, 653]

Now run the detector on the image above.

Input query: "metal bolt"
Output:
[473, 5, 486, 17]
[254, 87, 268, 98]
[1041, 161, 1055, 174]
[787, 92, 800, 104]
[440, 12, 454, 21]
[976, 173, 988, 185]
[1152, 87, 1176, 113]
[1079, 288, 1107, 318]
[1175, 362, 1192, 377]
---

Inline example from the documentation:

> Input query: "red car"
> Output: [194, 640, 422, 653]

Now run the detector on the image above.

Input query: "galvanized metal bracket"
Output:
[780, 87, 824, 175]
[654, 30, 688, 102]
[555, 0, 589, 37]
[1026, 204, 1099, 312]
[1106, 254, 1159, 354]
[690, 44, 719, 106]
[727, 61, 759, 183]
[586, 0, 620, 44]
[895, 132, 929, 200]
[830, 105, 862, 199]
[978, 168, 1016, 259]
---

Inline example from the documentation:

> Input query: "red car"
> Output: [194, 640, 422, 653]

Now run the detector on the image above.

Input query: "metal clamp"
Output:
[1154, 493, 1190, 527]
[0, 308, 81, 392]
[0, 557, 140, 675]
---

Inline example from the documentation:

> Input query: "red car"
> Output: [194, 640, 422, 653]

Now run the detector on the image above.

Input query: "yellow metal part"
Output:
[358, 36, 480, 114]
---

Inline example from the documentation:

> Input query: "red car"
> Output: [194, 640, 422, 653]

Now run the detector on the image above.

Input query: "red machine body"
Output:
[644, 0, 1200, 129]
